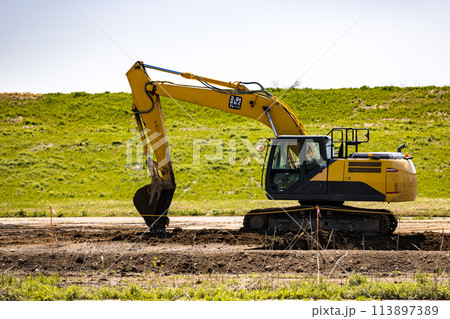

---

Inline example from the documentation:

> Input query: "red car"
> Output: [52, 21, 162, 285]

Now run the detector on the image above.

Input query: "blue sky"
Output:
[0, 0, 449, 93]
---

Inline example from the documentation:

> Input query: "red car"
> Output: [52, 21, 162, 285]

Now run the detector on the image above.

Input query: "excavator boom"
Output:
[126, 61, 306, 233]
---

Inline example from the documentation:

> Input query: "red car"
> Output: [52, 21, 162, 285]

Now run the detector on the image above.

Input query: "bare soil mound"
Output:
[1, 224, 449, 251]
[1, 222, 449, 277]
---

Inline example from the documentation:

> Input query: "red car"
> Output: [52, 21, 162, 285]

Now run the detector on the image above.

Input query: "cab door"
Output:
[266, 138, 301, 193]
[299, 139, 327, 194]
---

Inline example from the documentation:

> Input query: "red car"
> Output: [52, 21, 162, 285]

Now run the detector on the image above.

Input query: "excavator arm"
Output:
[126, 61, 305, 232]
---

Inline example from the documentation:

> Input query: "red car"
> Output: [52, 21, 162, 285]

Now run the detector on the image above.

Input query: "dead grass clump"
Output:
[0, 92, 43, 100]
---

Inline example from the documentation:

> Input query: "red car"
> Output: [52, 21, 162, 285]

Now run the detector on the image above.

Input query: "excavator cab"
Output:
[265, 135, 332, 200]
[264, 128, 371, 201]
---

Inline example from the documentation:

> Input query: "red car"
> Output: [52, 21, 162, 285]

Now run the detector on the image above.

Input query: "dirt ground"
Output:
[0, 217, 449, 281]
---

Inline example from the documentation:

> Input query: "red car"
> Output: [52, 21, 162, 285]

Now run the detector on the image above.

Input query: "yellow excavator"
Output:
[126, 61, 417, 235]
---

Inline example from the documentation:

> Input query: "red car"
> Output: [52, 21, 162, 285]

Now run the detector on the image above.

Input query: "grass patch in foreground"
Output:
[1, 274, 449, 301]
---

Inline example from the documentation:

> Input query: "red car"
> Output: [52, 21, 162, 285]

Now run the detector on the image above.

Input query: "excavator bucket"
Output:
[133, 178, 175, 234]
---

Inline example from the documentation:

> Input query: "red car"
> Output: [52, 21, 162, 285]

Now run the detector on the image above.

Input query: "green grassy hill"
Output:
[0, 87, 448, 217]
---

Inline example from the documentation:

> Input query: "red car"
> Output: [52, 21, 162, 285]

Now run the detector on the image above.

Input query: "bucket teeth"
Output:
[148, 222, 167, 235]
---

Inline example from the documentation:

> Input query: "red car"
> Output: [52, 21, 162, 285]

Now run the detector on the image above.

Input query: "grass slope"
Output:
[0, 87, 448, 217]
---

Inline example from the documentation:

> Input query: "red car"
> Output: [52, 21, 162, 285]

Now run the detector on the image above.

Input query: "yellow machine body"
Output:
[312, 158, 417, 202]
[126, 61, 417, 234]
